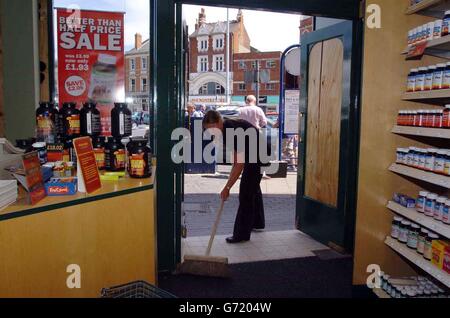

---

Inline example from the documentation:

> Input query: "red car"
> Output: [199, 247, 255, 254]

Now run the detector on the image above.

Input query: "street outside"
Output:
[183, 165, 298, 237]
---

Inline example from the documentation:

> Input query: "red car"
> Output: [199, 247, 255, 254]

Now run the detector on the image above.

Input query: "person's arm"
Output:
[220, 151, 244, 201]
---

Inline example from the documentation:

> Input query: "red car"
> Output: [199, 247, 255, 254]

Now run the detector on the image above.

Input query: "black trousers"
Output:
[233, 164, 265, 240]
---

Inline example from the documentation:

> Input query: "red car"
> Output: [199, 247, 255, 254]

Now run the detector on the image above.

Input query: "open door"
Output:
[296, 21, 356, 252]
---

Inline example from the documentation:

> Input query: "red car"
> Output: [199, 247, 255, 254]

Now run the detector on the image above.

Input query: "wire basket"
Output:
[101, 280, 176, 298]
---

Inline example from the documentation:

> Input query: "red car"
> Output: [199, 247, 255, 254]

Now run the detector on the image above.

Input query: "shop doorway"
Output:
[152, 0, 362, 273]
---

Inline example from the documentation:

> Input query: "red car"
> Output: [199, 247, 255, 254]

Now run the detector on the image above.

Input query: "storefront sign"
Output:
[56, 8, 125, 135]
[189, 96, 227, 103]
[73, 137, 101, 194]
[284, 90, 300, 135]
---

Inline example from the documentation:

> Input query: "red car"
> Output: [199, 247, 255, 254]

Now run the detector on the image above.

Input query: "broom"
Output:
[177, 199, 230, 278]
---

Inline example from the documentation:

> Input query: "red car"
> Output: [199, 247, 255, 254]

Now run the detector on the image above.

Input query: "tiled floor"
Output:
[182, 230, 329, 264]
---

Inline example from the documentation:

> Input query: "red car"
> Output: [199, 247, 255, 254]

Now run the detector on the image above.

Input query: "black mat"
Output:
[159, 256, 353, 298]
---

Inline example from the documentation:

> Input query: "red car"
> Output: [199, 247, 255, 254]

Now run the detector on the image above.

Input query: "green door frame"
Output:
[150, 0, 362, 273]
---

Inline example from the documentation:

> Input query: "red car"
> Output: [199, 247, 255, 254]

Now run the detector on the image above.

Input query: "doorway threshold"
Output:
[182, 230, 329, 264]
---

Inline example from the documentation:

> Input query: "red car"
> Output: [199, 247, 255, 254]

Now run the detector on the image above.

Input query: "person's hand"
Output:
[220, 187, 230, 201]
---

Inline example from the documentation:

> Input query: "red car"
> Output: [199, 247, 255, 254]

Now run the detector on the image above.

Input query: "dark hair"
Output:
[202, 110, 222, 127]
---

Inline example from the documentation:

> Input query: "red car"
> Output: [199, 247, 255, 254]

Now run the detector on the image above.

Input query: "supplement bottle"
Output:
[423, 232, 439, 260]
[127, 138, 152, 178]
[416, 191, 429, 213]
[434, 150, 446, 174]
[407, 223, 420, 249]
[434, 196, 447, 221]
[398, 220, 411, 243]
[442, 10, 450, 36]
[407, 69, 418, 92]
[443, 105, 450, 128]
[424, 65, 435, 90]
[417, 228, 429, 254]
[415, 67, 427, 91]
[61, 102, 81, 138]
[80, 102, 101, 137]
[105, 137, 126, 172]
[432, 63, 445, 90]
[92, 136, 106, 170]
[36, 102, 59, 143]
[434, 19, 443, 38]
[111, 103, 132, 138]
[424, 193, 438, 217]
[443, 199, 450, 224]
[442, 62, 450, 89]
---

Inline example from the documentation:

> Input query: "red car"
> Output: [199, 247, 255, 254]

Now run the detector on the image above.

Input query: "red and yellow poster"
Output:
[56, 8, 125, 136]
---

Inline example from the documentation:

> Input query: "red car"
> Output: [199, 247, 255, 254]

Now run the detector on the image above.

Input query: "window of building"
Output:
[266, 60, 276, 68]
[251, 83, 260, 90]
[142, 57, 147, 70]
[142, 78, 147, 92]
[199, 83, 209, 95]
[252, 60, 259, 69]
[142, 99, 148, 111]
[238, 61, 246, 69]
[214, 55, 224, 72]
[215, 38, 223, 49]
[266, 83, 275, 90]
[198, 56, 208, 72]
[130, 58, 136, 71]
[215, 84, 224, 95]
[238, 83, 246, 91]
[198, 37, 209, 52]
[130, 78, 136, 92]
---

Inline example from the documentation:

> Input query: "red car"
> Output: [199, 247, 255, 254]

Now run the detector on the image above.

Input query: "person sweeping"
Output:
[203, 110, 266, 244]
[178, 110, 267, 277]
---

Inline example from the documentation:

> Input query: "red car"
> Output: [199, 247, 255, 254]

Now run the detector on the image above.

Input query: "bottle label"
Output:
[94, 148, 105, 169]
[37, 115, 54, 138]
[119, 113, 125, 135]
[425, 200, 435, 216]
[130, 153, 147, 177]
[424, 73, 433, 90]
[432, 71, 444, 89]
[435, 158, 445, 173]
[443, 70, 450, 89]
[442, 17, 450, 35]
[67, 115, 80, 135]
[87, 113, 92, 134]
[415, 74, 425, 91]
[114, 149, 126, 169]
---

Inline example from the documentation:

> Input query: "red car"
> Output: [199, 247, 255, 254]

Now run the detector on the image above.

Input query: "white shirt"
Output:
[238, 105, 268, 129]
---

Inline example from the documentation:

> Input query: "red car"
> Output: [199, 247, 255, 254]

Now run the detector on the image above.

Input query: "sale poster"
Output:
[56, 8, 125, 136]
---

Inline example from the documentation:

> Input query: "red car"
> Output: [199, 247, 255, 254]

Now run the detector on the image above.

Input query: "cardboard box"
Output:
[443, 245, 450, 275]
[431, 240, 449, 270]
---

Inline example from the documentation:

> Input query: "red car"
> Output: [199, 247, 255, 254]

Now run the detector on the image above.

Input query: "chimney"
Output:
[198, 8, 206, 26]
[135, 33, 142, 49]
[237, 9, 243, 23]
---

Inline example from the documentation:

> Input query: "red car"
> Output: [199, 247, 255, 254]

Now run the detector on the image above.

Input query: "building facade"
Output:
[188, 8, 250, 105]
[232, 51, 282, 109]
[125, 33, 150, 112]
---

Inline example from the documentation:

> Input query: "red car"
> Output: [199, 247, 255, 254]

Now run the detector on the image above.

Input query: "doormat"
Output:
[312, 249, 351, 261]
[182, 202, 211, 214]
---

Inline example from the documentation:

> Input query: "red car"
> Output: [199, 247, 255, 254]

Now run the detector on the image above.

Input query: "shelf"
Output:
[392, 125, 450, 139]
[387, 201, 450, 238]
[372, 288, 391, 298]
[389, 164, 450, 189]
[406, 0, 450, 18]
[402, 36, 450, 60]
[402, 89, 450, 104]
[385, 236, 450, 288]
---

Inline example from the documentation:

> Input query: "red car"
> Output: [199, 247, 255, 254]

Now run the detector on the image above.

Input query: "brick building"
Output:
[232, 50, 282, 108]
[188, 8, 250, 105]
[125, 33, 150, 112]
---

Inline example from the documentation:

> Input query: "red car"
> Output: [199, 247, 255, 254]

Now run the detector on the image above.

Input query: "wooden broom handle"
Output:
[205, 199, 225, 256]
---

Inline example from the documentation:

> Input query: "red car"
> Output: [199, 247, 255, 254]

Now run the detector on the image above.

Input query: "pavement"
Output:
[183, 165, 298, 237]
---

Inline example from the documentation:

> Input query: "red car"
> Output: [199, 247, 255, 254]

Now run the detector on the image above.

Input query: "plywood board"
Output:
[304, 38, 343, 207]
[304, 42, 322, 202]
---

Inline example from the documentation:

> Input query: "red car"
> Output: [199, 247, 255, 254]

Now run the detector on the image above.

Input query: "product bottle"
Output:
[80, 102, 102, 136]
[407, 69, 418, 92]
[424, 65, 436, 90]
[415, 67, 427, 91]
[61, 102, 81, 138]
[105, 137, 126, 172]
[432, 64, 445, 90]
[442, 10, 450, 36]
[442, 62, 450, 89]
[36, 102, 59, 143]
[111, 103, 132, 138]
[92, 136, 106, 170]
[443, 105, 450, 128]
[127, 138, 152, 178]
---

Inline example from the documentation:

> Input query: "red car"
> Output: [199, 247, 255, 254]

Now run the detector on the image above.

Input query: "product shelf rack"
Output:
[391, 125, 450, 139]
[389, 163, 450, 189]
[385, 236, 450, 288]
[387, 201, 450, 238]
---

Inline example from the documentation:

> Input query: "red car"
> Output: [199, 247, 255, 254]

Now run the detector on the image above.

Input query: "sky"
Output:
[53, 0, 301, 52]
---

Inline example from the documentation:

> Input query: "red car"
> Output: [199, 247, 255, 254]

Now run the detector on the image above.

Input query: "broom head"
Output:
[177, 254, 230, 278]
